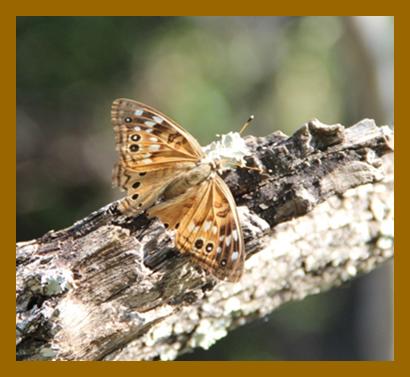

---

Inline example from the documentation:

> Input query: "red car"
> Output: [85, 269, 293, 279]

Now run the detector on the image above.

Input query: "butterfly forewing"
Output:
[112, 98, 204, 214]
[112, 98, 204, 173]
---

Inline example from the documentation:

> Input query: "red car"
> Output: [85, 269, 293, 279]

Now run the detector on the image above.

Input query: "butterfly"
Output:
[111, 98, 252, 282]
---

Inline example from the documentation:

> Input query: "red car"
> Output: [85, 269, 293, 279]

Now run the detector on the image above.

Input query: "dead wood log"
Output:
[16, 119, 394, 361]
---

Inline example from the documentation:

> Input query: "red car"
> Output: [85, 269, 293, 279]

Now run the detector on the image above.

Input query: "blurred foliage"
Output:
[16, 16, 393, 360]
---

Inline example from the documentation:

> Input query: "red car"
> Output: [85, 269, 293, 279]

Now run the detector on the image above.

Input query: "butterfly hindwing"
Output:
[148, 176, 245, 282]
[113, 164, 194, 215]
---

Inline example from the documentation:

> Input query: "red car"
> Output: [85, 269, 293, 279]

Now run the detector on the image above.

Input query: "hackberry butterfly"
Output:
[111, 98, 253, 282]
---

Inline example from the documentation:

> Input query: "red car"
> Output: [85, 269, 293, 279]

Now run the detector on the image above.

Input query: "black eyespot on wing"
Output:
[130, 134, 141, 142]
[132, 182, 140, 189]
[205, 242, 213, 253]
[130, 144, 139, 152]
[125, 117, 132, 123]
[195, 239, 204, 249]
[139, 172, 146, 176]
[220, 259, 227, 267]
[132, 194, 139, 200]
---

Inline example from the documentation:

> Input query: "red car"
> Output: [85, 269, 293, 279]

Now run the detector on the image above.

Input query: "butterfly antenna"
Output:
[239, 115, 255, 135]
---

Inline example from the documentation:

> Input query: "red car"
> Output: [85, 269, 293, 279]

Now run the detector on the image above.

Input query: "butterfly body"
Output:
[111, 98, 250, 282]
[162, 163, 212, 200]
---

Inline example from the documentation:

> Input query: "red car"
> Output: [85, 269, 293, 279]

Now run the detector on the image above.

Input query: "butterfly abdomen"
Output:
[163, 163, 212, 200]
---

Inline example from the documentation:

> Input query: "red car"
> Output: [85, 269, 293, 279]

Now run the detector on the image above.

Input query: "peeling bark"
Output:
[16, 119, 394, 361]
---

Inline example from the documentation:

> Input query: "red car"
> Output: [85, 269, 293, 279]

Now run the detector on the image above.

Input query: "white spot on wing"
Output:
[212, 226, 218, 235]
[153, 116, 163, 124]
[231, 250, 239, 261]
[193, 226, 200, 233]
[188, 223, 195, 232]
[216, 247, 222, 255]
[232, 230, 238, 242]
[149, 137, 159, 142]
[149, 145, 161, 151]
[225, 235, 231, 247]
[134, 109, 143, 116]
[204, 221, 212, 231]
[134, 126, 141, 131]
[145, 121, 156, 127]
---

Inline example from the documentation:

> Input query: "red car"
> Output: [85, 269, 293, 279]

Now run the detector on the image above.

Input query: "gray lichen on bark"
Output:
[16, 118, 394, 361]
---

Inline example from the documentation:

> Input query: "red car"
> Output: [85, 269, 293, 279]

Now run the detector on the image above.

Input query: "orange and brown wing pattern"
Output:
[113, 165, 193, 216]
[148, 175, 245, 282]
[111, 98, 204, 215]
[111, 98, 204, 173]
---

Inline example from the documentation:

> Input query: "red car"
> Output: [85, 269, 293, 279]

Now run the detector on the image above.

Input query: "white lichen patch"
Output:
[292, 219, 312, 238]
[159, 346, 179, 361]
[187, 308, 200, 322]
[201, 302, 222, 316]
[201, 132, 251, 171]
[190, 318, 229, 350]
[377, 236, 393, 250]
[354, 222, 371, 241]
[348, 247, 366, 261]
[267, 239, 292, 259]
[387, 194, 394, 215]
[145, 321, 174, 347]
[303, 255, 316, 271]
[329, 210, 352, 230]
[41, 268, 74, 296]
[16, 241, 39, 258]
[173, 309, 197, 335]
[380, 219, 394, 238]
[370, 197, 386, 221]
[57, 298, 91, 338]
[293, 267, 306, 278]
[382, 246, 394, 258]
[138, 304, 174, 325]
[346, 264, 357, 277]
[41, 300, 57, 320]
[224, 297, 241, 315]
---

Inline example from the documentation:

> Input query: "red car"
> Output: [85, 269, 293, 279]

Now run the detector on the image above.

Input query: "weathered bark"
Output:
[16, 119, 394, 361]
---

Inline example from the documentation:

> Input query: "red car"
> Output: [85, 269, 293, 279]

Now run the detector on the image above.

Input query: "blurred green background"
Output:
[16, 16, 393, 360]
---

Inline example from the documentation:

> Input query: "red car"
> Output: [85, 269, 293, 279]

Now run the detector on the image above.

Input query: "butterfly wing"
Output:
[113, 165, 194, 215]
[112, 98, 204, 214]
[148, 175, 245, 282]
[112, 98, 204, 172]
[112, 98, 245, 280]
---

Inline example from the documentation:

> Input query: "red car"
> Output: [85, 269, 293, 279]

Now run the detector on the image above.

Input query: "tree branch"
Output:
[16, 119, 394, 361]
